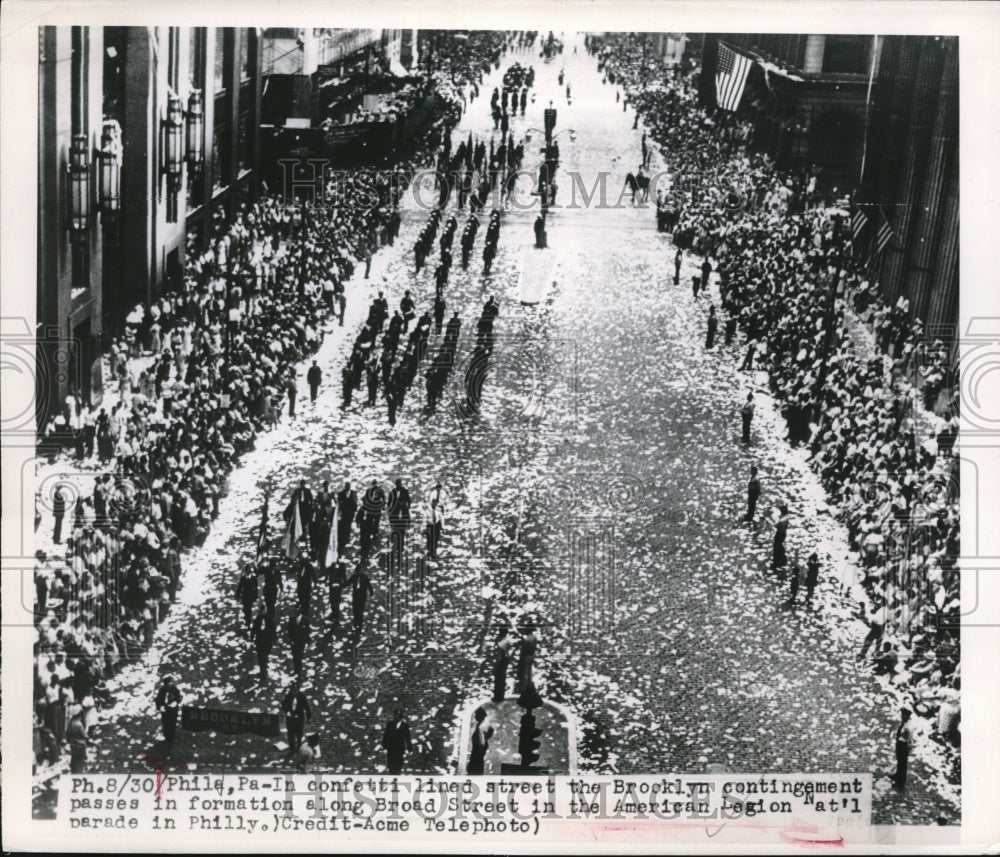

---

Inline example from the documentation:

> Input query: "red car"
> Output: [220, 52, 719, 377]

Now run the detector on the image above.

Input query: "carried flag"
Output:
[715, 42, 753, 112]
[323, 500, 339, 570]
[281, 494, 304, 559]
[255, 496, 269, 562]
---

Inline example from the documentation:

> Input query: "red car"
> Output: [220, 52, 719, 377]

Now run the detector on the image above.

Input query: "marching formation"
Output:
[30, 29, 958, 821]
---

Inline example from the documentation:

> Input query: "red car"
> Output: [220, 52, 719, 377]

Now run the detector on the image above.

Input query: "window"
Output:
[102, 27, 126, 121]
[189, 27, 206, 89]
[239, 28, 251, 82]
[214, 28, 227, 92]
[822, 35, 871, 75]
[212, 122, 227, 193]
[167, 27, 180, 91]
[237, 110, 250, 174]
[187, 28, 207, 209]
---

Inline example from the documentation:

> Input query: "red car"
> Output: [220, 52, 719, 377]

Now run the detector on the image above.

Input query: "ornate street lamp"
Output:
[68, 132, 92, 241]
[186, 89, 204, 168]
[98, 119, 123, 216]
[163, 92, 185, 221]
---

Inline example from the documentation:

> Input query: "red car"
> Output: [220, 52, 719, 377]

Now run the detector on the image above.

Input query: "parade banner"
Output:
[180, 707, 281, 738]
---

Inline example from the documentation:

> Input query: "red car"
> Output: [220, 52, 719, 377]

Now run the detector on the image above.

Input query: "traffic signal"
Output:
[518, 712, 542, 768]
[544, 107, 557, 138]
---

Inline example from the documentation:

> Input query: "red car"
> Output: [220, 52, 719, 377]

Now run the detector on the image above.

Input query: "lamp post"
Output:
[186, 89, 205, 173]
[68, 133, 92, 241]
[163, 92, 185, 222]
[98, 120, 123, 237]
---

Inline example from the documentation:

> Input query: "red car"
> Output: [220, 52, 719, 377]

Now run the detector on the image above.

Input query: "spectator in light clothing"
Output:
[296, 733, 321, 773]
[890, 709, 912, 789]
[67, 705, 88, 773]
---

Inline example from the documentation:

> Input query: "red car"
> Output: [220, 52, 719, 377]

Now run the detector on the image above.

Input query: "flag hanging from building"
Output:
[281, 495, 304, 559]
[851, 207, 869, 241]
[875, 207, 895, 255]
[715, 42, 754, 111]
[865, 206, 896, 276]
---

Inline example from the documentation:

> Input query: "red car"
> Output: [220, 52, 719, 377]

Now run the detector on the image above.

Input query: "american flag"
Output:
[875, 207, 895, 254]
[715, 42, 754, 112]
[851, 207, 869, 240]
[865, 207, 896, 275]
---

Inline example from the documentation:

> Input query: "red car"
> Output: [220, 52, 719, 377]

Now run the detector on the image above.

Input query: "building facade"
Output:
[703, 33, 881, 189]
[37, 26, 263, 418]
[700, 33, 958, 330]
[858, 35, 958, 332]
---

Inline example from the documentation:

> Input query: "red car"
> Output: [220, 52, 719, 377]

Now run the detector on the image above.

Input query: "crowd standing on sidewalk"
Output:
[29, 30, 520, 779]
[591, 31, 960, 762]
[30, 30, 960, 792]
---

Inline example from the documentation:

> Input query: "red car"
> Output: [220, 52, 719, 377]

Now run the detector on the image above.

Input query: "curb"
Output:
[452, 690, 579, 775]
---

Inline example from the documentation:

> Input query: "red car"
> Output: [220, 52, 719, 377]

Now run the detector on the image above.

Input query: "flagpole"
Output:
[859, 35, 879, 187]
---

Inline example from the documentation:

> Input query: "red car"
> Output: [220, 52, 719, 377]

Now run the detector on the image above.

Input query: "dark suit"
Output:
[281, 689, 312, 752]
[746, 476, 761, 522]
[337, 489, 358, 549]
[382, 718, 412, 774]
[468, 724, 494, 775]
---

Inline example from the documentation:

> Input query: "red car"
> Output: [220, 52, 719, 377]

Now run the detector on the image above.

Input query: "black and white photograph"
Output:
[3, 1, 999, 852]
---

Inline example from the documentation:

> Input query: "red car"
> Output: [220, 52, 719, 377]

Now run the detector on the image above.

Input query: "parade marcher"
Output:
[235, 562, 259, 631]
[705, 304, 718, 349]
[425, 496, 444, 560]
[280, 680, 313, 757]
[262, 560, 281, 621]
[493, 626, 515, 702]
[337, 482, 358, 553]
[358, 481, 385, 557]
[154, 675, 181, 747]
[741, 392, 755, 444]
[251, 606, 277, 683]
[745, 464, 761, 523]
[307, 361, 322, 404]
[787, 559, 801, 606]
[349, 567, 374, 634]
[287, 610, 309, 674]
[365, 356, 380, 407]
[382, 709, 412, 775]
[771, 504, 789, 576]
[326, 559, 346, 637]
[805, 552, 820, 604]
[295, 549, 316, 616]
[467, 707, 494, 775]
[673, 249, 682, 285]
[341, 365, 354, 409]
[387, 479, 412, 568]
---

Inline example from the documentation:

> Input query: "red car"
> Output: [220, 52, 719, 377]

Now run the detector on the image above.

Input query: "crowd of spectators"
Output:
[31, 36, 517, 776]
[592, 32, 960, 730]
